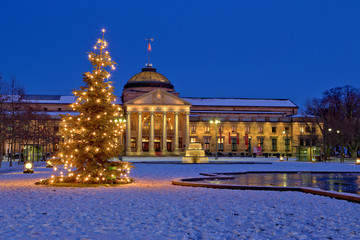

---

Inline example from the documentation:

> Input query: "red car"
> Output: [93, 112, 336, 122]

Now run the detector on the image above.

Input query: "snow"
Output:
[20, 94, 297, 108]
[183, 97, 298, 108]
[1, 159, 360, 239]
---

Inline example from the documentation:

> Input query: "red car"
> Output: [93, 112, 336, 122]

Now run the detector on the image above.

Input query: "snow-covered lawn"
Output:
[0, 159, 360, 239]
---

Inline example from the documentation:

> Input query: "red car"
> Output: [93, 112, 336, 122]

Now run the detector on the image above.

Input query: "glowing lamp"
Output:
[356, 158, 360, 165]
[46, 160, 53, 168]
[279, 156, 284, 161]
[311, 157, 316, 163]
[23, 162, 34, 174]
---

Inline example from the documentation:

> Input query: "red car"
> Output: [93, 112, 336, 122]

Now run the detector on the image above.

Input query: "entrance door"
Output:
[154, 142, 161, 151]
[167, 142, 172, 151]
[142, 142, 149, 152]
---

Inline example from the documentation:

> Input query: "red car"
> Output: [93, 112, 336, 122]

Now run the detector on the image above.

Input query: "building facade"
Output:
[11, 65, 321, 159]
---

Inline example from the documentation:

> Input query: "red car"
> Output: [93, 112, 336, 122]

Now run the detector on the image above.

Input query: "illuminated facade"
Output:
[18, 65, 321, 158]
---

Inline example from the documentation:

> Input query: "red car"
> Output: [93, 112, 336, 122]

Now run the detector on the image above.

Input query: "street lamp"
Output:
[283, 130, 289, 161]
[210, 119, 221, 159]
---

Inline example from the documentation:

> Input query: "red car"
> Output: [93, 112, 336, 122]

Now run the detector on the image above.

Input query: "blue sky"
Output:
[1, 0, 360, 110]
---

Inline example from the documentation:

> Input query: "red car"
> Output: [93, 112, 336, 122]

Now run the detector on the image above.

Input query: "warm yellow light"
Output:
[24, 162, 33, 170]
[102, 29, 105, 33]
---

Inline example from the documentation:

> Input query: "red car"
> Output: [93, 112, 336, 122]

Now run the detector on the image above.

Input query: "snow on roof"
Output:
[183, 97, 298, 108]
[22, 95, 123, 104]
[191, 110, 286, 114]
[290, 114, 315, 118]
[21, 94, 296, 108]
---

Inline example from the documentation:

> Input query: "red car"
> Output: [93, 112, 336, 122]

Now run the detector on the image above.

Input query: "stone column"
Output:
[126, 111, 131, 154]
[149, 111, 155, 154]
[185, 112, 190, 149]
[162, 112, 167, 153]
[174, 112, 179, 154]
[137, 111, 143, 154]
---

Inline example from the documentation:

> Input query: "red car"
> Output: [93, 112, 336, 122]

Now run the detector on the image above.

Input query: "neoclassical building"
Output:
[15, 64, 321, 159]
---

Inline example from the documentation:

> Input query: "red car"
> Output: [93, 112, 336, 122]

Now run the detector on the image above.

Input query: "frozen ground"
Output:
[0, 159, 360, 240]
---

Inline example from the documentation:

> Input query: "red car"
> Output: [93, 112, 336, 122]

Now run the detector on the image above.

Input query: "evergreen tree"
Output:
[42, 30, 132, 185]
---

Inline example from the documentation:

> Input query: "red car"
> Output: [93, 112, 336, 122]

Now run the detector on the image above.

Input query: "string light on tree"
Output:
[37, 29, 132, 185]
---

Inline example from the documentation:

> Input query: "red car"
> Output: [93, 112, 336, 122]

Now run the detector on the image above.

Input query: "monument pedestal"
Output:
[182, 143, 209, 163]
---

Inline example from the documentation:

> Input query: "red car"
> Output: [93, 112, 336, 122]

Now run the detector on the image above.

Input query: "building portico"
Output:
[124, 89, 191, 156]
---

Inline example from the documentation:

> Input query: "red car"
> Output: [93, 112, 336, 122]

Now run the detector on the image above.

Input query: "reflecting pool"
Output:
[204, 172, 360, 194]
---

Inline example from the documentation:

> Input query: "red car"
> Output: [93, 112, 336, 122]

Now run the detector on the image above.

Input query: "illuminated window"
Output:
[204, 137, 210, 150]
[259, 126, 263, 133]
[231, 126, 237, 133]
[245, 126, 250, 133]
[218, 126, 223, 133]
[191, 126, 196, 133]
[258, 138, 264, 149]
[190, 137, 197, 143]
[218, 137, 224, 151]
[204, 126, 210, 133]
[300, 127, 304, 133]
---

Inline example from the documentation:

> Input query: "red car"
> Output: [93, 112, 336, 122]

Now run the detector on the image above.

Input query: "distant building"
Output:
[12, 65, 322, 159]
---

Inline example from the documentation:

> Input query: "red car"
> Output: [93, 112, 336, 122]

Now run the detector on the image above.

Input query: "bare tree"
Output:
[306, 85, 360, 162]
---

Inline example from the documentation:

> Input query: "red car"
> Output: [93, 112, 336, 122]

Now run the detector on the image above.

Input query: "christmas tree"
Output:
[39, 29, 132, 185]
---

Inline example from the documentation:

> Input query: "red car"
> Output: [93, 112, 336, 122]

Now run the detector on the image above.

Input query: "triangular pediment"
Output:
[124, 89, 191, 106]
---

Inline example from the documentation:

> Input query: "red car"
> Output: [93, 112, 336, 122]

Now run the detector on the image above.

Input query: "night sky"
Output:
[1, 0, 360, 110]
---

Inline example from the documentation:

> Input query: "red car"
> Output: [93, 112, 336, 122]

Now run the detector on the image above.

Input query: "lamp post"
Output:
[210, 119, 221, 160]
[283, 130, 289, 161]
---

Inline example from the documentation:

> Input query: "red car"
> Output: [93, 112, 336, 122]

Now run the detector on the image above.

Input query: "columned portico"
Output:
[174, 112, 179, 154]
[149, 111, 155, 155]
[162, 112, 167, 153]
[185, 112, 190, 149]
[124, 89, 191, 156]
[136, 112, 143, 154]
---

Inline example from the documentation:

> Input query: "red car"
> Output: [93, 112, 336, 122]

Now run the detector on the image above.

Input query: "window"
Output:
[272, 127, 276, 133]
[54, 126, 59, 132]
[44, 108, 48, 111]
[204, 137, 210, 150]
[285, 138, 290, 151]
[300, 138, 304, 146]
[305, 139, 311, 146]
[131, 138, 136, 148]
[218, 126, 223, 134]
[218, 137, 224, 151]
[245, 126, 250, 133]
[305, 126, 310, 133]
[191, 126, 196, 133]
[204, 126, 210, 133]
[271, 139, 277, 151]
[258, 138, 264, 149]
[190, 137, 197, 143]
[179, 138, 183, 148]
[285, 127, 289, 133]
[300, 127, 304, 133]
[259, 126, 263, 133]
[231, 138, 237, 151]
[58, 108, 62, 111]
[231, 126, 237, 133]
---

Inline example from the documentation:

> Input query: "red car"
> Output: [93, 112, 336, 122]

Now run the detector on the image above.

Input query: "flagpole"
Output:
[146, 38, 154, 67]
